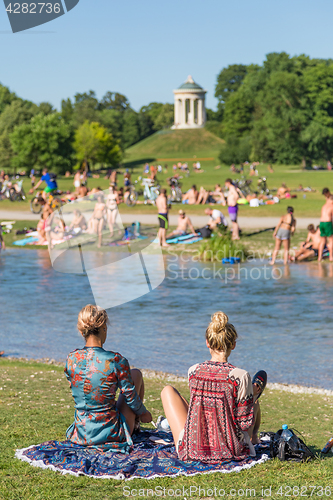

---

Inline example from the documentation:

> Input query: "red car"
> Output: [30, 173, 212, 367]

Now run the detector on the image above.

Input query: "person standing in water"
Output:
[318, 195, 333, 262]
[270, 206, 296, 265]
[156, 188, 169, 247]
[225, 178, 243, 240]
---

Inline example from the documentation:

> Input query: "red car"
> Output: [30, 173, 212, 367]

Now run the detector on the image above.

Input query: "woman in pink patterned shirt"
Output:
[161, 312, 266, 463]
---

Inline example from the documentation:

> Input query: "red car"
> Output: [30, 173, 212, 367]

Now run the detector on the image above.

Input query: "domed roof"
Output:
[177, 75, 204, 91]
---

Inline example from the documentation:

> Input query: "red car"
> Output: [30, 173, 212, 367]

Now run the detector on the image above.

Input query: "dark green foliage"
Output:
[10, 113, 74, 174]
[216, 52, 333, 165]
[219, 135, 252, 164]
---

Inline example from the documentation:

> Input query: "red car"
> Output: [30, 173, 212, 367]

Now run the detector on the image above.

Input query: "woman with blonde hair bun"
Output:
[161, 312, 267, 463]
[65, 304, 152, 452]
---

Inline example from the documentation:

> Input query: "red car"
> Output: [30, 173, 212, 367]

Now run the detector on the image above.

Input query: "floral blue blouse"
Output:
[65, 347, 147, 453]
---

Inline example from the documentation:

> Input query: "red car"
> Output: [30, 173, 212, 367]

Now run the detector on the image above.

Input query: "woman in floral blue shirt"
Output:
[65, 305, 152, 453]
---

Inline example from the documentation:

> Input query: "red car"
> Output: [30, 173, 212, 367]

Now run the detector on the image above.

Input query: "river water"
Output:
[0, 249, 332, 389]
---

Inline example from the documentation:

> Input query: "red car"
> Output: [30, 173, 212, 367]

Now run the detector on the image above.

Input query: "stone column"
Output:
[190, 98, 194, 126]
[202, 96, 206, 124]
[182, 98, 187, 126]
[198, 98, 203, 126]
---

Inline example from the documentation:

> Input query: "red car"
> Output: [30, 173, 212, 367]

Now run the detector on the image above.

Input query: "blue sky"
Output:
[0, 0, 333, 111]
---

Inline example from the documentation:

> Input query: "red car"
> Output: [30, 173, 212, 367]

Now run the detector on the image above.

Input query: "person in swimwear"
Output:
[69, 209, 87, 233]
[277, 183, 290, 199]
[270, 206, 296, 265]
[225, 178, 243, 240]
[182, 185, 198, 205]
[106, 185, 121, 238]
[90, 194, 106, 248]
[292, 224, 322, 261]
[156, 188, 169, 247]
[318, 194, 333, 262]
[167, 210, 196, 239]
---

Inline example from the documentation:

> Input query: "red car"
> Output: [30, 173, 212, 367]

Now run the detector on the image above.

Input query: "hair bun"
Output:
[77, 304, 108, 339]
[211, 311, 228, 329]
[206, 311, 237, 353]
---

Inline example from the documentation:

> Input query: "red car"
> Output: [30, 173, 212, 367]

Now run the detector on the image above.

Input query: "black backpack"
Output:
[270, 429, 314, 462]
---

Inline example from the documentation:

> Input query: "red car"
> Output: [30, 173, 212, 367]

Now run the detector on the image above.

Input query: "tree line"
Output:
[209, 52, 333, 167]
[0, 87, 174, 174]
[2, 51, 333, 174]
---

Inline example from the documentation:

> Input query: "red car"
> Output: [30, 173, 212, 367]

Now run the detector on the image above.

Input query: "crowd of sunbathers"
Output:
[62, 304, 267, 462]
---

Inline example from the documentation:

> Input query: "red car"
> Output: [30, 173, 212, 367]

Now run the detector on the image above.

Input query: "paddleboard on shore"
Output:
[0, 221, 16, 226]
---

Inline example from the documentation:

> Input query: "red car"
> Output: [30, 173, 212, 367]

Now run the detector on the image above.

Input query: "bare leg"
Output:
[318, 237, 327, 262]
[160, 228, 169, 248]
[161, 385, 188, 447]
[247, 401, 261, 444]
[97, 219, 104, 247]
[232, 221, 240, 240]
[328, 236, 333, 262]
[282, 239, 290, 265]
[270, 238, 281, 265]
[107, 211, 114, 237]
[296, 249, 315, 262]
[117, 368, 144, 435]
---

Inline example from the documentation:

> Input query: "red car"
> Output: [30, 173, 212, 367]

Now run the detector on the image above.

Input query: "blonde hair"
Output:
[206, 312, 237, 352]
[77, 304, 108, 339]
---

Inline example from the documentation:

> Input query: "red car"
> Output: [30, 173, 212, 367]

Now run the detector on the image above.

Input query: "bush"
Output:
[199, 232, 249, 262]
[219, 135, 252, 165]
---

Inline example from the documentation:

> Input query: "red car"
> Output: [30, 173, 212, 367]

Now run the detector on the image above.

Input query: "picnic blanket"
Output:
[15, 429, 270, 480]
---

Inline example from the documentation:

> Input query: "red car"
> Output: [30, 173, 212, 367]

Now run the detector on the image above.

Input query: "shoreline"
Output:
[3, 356, 333, 396]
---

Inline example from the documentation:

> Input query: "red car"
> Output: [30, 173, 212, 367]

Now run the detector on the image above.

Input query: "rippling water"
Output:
[0, 249, 332, 389]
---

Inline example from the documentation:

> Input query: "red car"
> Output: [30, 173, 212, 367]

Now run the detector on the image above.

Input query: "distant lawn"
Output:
[1, 128, 333, 219]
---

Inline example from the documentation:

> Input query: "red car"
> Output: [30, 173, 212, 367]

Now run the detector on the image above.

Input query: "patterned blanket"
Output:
[15, 430, 270, 480]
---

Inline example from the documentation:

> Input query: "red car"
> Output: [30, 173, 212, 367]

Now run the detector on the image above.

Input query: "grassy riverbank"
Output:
[1, 359, 333, 500]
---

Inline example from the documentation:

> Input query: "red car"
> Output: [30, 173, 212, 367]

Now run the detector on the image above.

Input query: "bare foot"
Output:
[162, 244, 170, 248]
[251, 434, 260, 445]
[269, 261, 275, 266]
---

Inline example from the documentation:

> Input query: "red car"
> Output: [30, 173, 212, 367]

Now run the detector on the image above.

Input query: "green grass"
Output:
[1, 359, 333, 500]
[124, 128, 224, 164]
[1, 160, 333, 219]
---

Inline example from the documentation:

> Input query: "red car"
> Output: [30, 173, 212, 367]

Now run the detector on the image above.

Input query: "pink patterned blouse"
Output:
[177, 360, 254, 463]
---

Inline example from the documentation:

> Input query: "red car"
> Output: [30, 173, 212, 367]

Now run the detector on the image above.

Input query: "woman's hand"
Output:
[139, 410, 152, 423]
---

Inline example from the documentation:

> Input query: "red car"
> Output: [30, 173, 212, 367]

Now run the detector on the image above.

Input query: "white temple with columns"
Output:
[172, 75, 207, 129]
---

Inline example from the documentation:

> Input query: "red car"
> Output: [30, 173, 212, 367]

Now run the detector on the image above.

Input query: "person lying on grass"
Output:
[65, 305, 152, 452]
[161, 312, 267, 463]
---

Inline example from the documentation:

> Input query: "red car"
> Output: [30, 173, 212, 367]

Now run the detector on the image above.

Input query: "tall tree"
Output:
[99, 92, 130, 113]
[0, 99, 38, 169]
[72, 91, 100, 127]
[215, 64, 248, 118]
[10, 113, 74, 174]
[73, 121, 121, 167]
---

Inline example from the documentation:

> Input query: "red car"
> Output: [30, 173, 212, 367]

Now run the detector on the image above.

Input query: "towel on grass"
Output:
[15, 429, 270, 480]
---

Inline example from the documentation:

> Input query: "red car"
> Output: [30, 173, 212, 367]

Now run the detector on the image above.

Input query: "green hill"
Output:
[124, 128, 224, 167]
